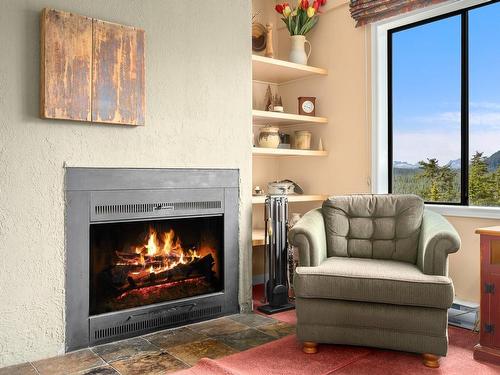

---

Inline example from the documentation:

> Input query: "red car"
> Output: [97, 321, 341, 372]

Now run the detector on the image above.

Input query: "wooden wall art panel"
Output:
[40, 8, 92, 121]
[92, 20, 145, 126]
[40, 8, 145, 126]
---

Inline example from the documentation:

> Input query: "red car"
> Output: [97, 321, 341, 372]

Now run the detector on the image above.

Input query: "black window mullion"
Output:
[461, 11, 469, 206]
[460, 11, 469, 205]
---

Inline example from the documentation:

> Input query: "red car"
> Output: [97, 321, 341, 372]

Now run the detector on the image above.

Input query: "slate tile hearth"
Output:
[213, 328, 277, 351]
[164, 338, 237, 366]
[0, 363, 38, 375]
[0, 314, 295, 375]
[145, 327, 208, 350]
[110, 351, 187, 375]
[91, 337, 157, 363]
[32, 349, 105, 375]
[256, 321, 296, 338]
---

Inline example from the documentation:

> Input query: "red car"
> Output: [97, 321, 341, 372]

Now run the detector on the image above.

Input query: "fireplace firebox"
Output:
[90, 216, 224, 315]
[65, 168, 239, 351]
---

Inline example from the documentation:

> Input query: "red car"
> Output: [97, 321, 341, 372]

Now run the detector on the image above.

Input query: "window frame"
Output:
[371, 0, 500, 218]
[387, 9, 469, 206]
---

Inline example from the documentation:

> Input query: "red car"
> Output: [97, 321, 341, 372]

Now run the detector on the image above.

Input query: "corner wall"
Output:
[0, 0, 252, 367]
[270, 0, 497, 304]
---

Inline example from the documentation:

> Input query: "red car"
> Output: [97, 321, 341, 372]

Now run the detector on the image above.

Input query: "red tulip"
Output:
[275, 3, 284, 14]
[313, 0, 319, 10]
[300, 0, 309, 10]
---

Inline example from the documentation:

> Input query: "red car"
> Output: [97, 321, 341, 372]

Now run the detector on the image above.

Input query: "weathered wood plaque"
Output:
[92, 20, 145, 126]
[40, 8, 145, 126]
[40, 8, 92, 121]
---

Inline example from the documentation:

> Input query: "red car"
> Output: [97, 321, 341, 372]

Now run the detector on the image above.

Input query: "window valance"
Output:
[350, 0, 447, 27]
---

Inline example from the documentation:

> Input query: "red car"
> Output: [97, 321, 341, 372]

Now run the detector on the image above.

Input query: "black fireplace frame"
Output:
[65, 168, 239, 351]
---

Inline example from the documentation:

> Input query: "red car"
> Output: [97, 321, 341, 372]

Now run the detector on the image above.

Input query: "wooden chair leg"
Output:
[422, 353, 440, 368]
[303, 341, 318, 354]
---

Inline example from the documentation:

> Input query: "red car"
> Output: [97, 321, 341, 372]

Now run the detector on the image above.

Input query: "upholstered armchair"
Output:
[288, 194, 460, 368]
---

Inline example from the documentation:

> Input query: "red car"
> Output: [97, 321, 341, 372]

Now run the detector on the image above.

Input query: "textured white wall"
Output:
[0, 0, 252, 367]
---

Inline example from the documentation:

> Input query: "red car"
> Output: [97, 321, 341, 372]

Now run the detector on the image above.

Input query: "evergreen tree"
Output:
[491, 167, 500, 205]
[416, 158, 459, 202]
[469, 151, 494, 206]
[439, 165, 459, 201]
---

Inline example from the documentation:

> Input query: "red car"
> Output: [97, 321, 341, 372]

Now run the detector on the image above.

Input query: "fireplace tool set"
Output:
[258, 195, 295, 314]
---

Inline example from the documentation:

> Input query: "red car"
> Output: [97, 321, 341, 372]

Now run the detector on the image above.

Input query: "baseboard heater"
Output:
[448, 298, 479, 331]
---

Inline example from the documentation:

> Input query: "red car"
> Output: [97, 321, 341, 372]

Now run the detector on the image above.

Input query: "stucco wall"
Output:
[0, 0, 252, 367]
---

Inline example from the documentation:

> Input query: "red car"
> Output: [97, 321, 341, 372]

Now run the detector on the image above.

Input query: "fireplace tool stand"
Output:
[257, 195, 295, 314]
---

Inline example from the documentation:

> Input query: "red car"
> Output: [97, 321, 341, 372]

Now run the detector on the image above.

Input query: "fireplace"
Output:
[65, 168, 239, 350]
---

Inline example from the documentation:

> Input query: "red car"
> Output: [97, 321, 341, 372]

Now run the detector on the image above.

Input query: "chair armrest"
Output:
[288, 208, 327, 267]
[417, 209, 460, 276]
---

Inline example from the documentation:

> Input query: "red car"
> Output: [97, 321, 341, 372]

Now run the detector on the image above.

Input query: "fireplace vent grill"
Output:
[92, 305, 222, 342]
[94, 201, 222, 216]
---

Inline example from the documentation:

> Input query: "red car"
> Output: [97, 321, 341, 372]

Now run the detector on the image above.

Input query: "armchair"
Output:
[289, 194, 460, 368]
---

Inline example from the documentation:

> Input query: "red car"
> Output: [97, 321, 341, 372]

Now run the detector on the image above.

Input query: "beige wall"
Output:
[251, 0, 500, 305]
[276, 1, 371, 195]
[0, 0, 252, 367]
[447, 216, 499, 303]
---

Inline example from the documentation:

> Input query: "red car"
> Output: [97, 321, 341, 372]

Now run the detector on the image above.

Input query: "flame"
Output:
[145, 228, 159, 256]
[116, 226, 208, 278]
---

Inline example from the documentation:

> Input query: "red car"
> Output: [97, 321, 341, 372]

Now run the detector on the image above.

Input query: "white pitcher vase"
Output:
[288, 35, 311, 65]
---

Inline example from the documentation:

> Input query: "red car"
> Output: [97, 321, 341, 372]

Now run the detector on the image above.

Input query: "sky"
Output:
[392, 1, 500, 165]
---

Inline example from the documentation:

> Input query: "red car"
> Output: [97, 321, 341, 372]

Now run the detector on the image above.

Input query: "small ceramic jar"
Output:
[295, 130, 312, 150]
[258, 125, 280, 148]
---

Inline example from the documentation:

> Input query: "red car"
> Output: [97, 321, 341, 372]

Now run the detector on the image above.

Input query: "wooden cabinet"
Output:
[474, 226, 500, 365]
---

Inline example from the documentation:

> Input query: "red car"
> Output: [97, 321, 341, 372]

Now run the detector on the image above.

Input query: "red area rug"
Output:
[174, 286, 500, 374]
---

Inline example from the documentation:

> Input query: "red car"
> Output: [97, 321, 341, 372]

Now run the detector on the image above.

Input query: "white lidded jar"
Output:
[258, 125, 280, 148]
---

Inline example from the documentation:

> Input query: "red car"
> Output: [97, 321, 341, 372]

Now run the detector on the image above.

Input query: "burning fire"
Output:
[116, 227, 202, 277]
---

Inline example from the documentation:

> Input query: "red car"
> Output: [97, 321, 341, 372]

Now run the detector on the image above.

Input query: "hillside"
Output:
[486, 150, 500, 172]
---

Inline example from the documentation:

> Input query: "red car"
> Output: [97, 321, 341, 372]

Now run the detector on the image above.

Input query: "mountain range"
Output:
[393, 150, 500, 172]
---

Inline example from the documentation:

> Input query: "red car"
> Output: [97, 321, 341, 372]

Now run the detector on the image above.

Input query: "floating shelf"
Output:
[252, 110, 327, 126]
[252, 55, 328, 84]
[252, 228, 265, 246]
[252, 194, 328, 205]
[252, 147, 328, 157]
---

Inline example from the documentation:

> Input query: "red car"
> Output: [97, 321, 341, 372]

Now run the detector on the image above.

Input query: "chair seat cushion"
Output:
[294, 257, 454, 309]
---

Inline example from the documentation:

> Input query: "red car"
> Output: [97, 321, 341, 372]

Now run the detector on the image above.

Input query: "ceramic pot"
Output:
[288, 35, 311, 65]
[295, 130, 312, 150]
[258, 125, 280, 148]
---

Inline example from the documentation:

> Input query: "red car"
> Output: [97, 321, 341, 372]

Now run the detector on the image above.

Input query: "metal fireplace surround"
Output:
[65, 168, 239, 351]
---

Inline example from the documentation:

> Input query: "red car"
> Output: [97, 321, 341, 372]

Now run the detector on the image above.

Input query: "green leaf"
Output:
[289, 17, 296, 35]
[300, 16, 318, 35]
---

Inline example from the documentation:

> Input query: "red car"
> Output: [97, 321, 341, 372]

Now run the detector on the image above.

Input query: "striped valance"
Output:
[350, 0, 447, 27]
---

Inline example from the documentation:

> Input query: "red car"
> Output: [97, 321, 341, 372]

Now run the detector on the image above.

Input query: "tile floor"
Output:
[0, 314, 295, 375]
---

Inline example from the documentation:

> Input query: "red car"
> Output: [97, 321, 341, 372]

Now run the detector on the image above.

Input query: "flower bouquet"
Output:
[275, 0, 327, 36]
[274, 1, 327, 64]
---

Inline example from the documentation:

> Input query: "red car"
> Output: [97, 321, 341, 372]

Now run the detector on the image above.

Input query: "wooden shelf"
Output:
[252, 55, 328, 84]
[252, 147, 328, 157]
[252, 228, 265, 246]
[252, 194, 327, 204]
[252, 110, 327, 126]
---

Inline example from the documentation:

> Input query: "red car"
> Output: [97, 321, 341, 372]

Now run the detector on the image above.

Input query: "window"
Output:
[388, 1, 500, 207]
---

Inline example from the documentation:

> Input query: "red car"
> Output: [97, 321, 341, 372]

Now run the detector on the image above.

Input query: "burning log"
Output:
[115, 251, 143, 264]
[111, 253, 215, 292]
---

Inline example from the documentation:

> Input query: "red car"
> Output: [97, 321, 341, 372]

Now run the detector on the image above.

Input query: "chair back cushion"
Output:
[322, 194, 423, 263]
